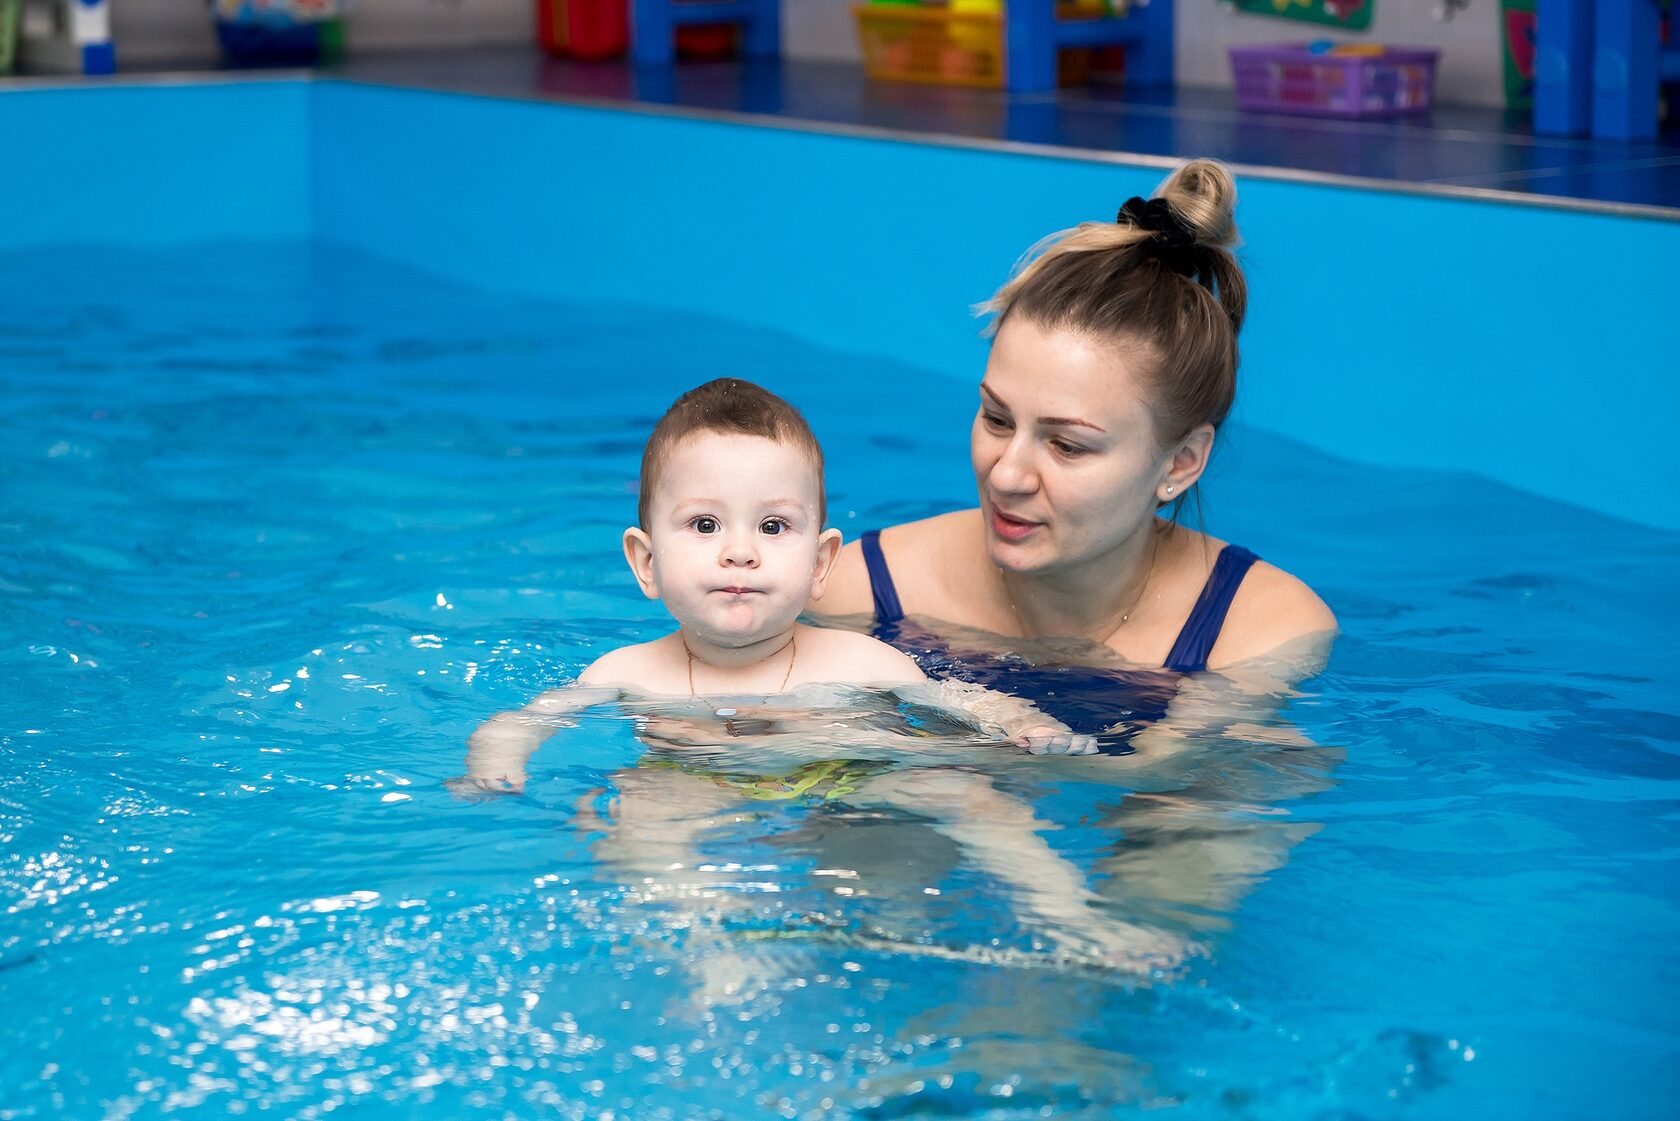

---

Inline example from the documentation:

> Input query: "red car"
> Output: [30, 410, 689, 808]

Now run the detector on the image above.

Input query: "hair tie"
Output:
[1117, 195, 1206, 282]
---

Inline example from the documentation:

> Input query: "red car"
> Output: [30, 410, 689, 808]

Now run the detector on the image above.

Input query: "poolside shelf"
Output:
[853, 2, 1172, 93]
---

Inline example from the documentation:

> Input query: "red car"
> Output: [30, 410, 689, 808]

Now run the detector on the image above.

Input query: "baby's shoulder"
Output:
[797, 625, 925, 686]
[577, 637, 674, 688]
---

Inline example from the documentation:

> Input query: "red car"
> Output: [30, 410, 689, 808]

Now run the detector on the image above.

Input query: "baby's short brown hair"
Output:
[637, 379, 826, 529]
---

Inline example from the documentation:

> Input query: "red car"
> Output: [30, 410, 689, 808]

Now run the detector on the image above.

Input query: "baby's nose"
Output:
[719, 534, 759, 566]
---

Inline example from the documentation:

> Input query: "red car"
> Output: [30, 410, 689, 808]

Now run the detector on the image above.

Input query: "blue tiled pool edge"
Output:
[6, 77, 1677, 530]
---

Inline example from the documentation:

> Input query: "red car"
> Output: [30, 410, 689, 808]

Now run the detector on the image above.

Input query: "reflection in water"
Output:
[563, 652, 1343, 1020]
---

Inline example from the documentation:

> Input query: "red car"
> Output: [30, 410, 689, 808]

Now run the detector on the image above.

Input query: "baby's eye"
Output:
[760, 517, 790, 536]
[691, 515, 720, 534]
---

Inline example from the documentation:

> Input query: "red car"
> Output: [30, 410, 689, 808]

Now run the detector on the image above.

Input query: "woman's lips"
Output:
[990, 507, 1040, 542]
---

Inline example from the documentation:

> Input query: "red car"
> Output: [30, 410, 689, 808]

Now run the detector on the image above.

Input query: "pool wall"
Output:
[5, 78, 1677, 529]
[4, 82, 311, 245]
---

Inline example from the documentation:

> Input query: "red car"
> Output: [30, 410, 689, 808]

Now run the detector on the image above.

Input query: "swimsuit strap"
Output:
[1163, 544, 1260, 674]
[859, 529, 905, 624]
[865, 528, 1254, 672]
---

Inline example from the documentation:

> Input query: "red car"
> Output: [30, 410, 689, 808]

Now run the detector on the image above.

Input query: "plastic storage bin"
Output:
[0, 0, 18, 75]
[1228, 44, 1439, 118]
[211, 1, 345, 67]
[536, 0, 629, 61]
[852, 3, 1104, 90]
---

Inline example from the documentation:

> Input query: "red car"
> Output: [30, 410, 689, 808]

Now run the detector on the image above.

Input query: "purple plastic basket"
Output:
[1229, 43, 1440, 119]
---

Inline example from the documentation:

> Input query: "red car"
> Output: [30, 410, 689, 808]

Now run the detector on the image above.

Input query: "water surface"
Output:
[2, 244, 1676, 1119]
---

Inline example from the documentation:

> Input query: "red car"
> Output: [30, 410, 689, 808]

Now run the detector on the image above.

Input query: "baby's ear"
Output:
[622, 527, 660, 600]
[807, 528, 844, 601]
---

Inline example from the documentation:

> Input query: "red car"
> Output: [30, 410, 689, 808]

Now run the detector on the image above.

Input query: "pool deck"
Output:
[6, 45, 1677, 218]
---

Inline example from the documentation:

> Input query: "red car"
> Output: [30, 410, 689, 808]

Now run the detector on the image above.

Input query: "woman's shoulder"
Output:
[814, 510, 981, 618]
[879, 509, 979, 548]
[1205, 546, 1338, 673]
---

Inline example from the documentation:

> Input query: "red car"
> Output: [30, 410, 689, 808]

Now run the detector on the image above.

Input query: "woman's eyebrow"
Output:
[1040, 415, 1105, 431]
[980, 382, 1105, 432]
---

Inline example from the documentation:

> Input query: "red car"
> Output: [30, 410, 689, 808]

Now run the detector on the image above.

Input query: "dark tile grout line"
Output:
[1427, 153, 1680, 188]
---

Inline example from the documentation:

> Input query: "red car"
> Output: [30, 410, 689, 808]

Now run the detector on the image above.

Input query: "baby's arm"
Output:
[459, 643, 676, 793]
[459, 681, 623, 794]
[898, 679, 1099, 755]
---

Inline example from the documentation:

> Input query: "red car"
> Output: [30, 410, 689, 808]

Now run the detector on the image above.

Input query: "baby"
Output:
[463, 377, 1088, 791]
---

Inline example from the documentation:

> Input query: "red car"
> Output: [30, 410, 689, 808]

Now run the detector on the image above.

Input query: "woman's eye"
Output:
[691, 516, 720, 534]
[1050, 439, 1087, 457]
[982, 411, 1010, 431]
[760, 518, 789, 536]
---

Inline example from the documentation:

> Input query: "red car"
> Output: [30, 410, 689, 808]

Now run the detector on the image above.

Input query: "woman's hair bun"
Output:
[1156, 158, 1239, 251]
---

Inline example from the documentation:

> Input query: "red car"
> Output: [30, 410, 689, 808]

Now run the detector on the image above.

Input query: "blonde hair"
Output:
[637, 378, 826, 529]
[982, 159, 1248, 449]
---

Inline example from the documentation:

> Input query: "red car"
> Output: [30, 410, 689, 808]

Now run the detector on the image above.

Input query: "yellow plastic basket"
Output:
[852, 4, 1110, 90]
[853, 4, 1005, 89]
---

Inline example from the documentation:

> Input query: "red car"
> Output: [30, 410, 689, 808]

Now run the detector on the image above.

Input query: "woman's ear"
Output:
[1157, 424, 1215, 502]
[622, 527, 660, 600]
[806, 528, 845, 602]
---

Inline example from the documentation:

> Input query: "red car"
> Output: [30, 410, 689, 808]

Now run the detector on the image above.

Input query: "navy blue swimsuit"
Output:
[859, 529, 1259, 751]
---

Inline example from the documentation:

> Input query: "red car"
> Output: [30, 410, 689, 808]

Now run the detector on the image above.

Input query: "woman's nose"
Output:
[988, 436, 1040, 495]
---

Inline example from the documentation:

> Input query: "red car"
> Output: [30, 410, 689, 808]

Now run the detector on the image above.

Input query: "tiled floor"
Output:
[11, 45, 1678, 217]
[325, 48, 1680, 218]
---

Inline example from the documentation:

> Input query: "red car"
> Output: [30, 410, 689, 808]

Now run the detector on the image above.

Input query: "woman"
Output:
[813, 159, 1336, 740]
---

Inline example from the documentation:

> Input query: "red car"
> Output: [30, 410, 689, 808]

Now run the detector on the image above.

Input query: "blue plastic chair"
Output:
[1003, 1, 1173, 93]
[632, 0, 781, 65]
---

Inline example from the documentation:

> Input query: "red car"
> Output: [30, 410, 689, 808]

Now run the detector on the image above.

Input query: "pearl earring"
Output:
[1165, 485, 1175, 495]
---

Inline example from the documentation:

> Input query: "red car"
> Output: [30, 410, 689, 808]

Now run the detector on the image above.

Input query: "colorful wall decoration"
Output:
[1500, 0, 1537, 109]
[1232, 0, 1373, 31]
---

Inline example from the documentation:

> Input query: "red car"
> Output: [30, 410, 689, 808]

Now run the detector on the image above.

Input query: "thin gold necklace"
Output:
[684, 633, 798, 697]
[1003, 533, 1159, 642]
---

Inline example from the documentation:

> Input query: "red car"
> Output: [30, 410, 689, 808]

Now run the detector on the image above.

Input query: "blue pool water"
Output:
[2, 243, 1677, 1119]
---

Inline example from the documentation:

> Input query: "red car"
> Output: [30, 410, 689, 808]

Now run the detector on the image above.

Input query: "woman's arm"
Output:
[1074, 650, 1344, 934]
[850, 767, 1193, 972]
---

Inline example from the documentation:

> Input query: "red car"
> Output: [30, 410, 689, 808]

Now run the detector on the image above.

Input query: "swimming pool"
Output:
[2, 80, 1678, 1119]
